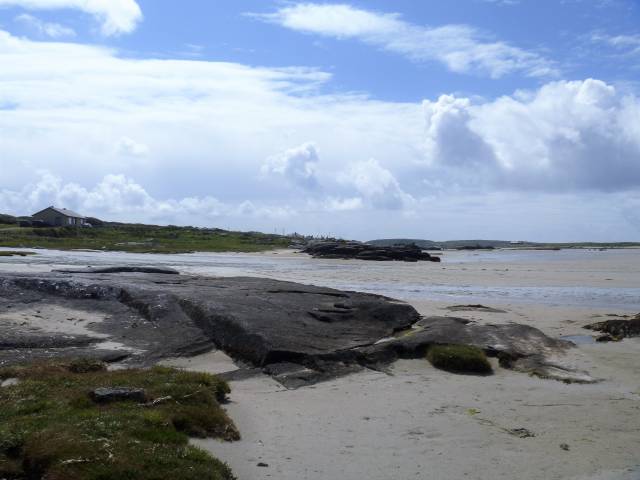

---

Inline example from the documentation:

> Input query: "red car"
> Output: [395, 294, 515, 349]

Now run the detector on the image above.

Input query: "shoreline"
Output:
[0, 248, 638, 479]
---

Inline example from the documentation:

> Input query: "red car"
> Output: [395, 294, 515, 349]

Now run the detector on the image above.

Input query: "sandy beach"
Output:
[1, 248, 639, 479]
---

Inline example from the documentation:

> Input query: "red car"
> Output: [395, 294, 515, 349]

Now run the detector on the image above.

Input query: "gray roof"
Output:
[33, 206, 86, 219]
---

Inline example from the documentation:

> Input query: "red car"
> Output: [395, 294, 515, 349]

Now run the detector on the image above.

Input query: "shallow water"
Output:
[1, 247, 639, 311]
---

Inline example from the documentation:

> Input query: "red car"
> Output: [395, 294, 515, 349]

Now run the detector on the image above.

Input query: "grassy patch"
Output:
[0, 251, 36, 257]
[0, 224, 290, 253]
[426, 344, 493, 375]
[0, 360, 238, 480]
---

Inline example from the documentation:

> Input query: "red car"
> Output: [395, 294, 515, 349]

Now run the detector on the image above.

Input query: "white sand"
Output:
[2, 248, 639, 478]
[159, 350, 239, 375]
[0, 304, 110, 339]
[192, 302, 640, 480]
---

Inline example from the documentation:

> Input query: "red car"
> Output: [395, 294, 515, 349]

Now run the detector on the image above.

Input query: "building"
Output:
[32, 206, 87, 227]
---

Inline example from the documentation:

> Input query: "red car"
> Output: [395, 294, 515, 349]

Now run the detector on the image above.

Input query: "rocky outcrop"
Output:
[584, 314, 640, 339]
[53, 266, 180, 274]
[0, 270, 588, 387]
[303, 241, 441, 262]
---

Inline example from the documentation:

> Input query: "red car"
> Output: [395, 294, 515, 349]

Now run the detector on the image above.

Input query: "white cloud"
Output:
[14, 13, 75, 38]
[0, 0, 142, 35]
[591, 32, 640, 56]
[0, 172, 296, 223]
[253, 3, 556, 78]
[338, 159, 413, 210]
[423, 79, 640, 191]
[262, 142, 320, 189]
[0, 30, 639, 240]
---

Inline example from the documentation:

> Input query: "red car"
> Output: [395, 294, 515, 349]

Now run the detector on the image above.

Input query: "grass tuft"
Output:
[0, 359, 238, 480]
[426, 344, 493, 375]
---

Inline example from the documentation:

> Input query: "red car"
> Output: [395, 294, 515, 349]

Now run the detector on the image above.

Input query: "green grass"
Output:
[0, 360, 238, 480]
[0, 224, 291, 253]
[426, 344, 493, 375]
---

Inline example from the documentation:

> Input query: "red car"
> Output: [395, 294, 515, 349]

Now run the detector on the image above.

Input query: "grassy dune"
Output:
[0, 223, 290, 254]
[0, 360, 238, 480]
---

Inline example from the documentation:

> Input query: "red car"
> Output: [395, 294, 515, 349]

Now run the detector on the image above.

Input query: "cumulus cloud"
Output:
[0, 0, 142, 35]
[0, 172, 295, 223]
[14, 13, 75, 38]
[423, 79, 640, 191]
[252, 3, 556, 78]
[262, 142, 320, 189]
[338, 159, 413, 210]
[0, 30, 639, 239]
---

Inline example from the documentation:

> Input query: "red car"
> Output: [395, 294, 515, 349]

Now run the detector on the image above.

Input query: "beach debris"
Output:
[507, 428, 535, 438]
[560, 443, 570, 451]
[257, 462, 269, 467]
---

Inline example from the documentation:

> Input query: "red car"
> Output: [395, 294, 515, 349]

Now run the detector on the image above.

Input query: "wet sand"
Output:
[1, 247, 639, 479]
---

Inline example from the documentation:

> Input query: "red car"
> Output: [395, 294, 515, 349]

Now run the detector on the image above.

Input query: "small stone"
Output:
[257, 462, 269, 467]
[89, 387, 146, 403]
[560, 443, 570, 451]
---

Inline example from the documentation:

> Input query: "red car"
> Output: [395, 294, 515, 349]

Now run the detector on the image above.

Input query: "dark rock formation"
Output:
[54, 266, 180, 275]
[0, 270, 588, 387]
[584, 314, 640, 339]
[303, 241, 441, 262]
[445, 304, 507, 313]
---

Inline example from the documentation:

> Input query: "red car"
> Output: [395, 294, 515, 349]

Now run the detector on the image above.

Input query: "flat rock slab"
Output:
[0, 270, 418, 371]
[0, 270, 587, 386]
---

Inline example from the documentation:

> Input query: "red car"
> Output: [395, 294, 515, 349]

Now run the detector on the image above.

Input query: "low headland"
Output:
[2, 212, 638, 255]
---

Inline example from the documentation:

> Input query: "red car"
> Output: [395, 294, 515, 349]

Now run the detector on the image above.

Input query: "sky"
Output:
[1, 0, 640, 241]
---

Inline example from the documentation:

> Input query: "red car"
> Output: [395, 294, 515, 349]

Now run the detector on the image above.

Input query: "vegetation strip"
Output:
[426, 344, 493, 374]
[0, 359, 238, 480]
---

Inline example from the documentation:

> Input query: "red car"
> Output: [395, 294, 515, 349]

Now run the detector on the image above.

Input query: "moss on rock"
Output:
[426, 344, 493, 375]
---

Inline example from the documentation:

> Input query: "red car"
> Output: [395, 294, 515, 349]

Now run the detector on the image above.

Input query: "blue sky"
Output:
[1, 0, 640, 241]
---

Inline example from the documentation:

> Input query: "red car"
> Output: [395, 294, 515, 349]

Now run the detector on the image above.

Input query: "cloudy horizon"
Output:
[1, 1, 640, 242]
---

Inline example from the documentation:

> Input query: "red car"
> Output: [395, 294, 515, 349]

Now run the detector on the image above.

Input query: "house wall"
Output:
[32, 208, 84, 226]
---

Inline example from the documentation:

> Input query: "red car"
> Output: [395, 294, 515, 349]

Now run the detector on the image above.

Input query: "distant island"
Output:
[367, 238, 640, 250]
